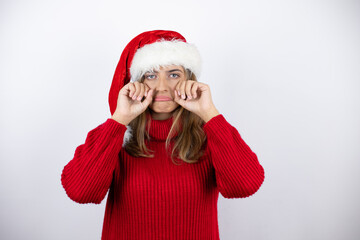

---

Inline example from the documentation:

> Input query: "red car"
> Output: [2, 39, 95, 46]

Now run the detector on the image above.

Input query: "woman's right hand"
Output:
[111, 82, 154, 125]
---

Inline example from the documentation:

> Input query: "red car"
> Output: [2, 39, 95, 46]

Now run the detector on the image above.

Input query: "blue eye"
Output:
[170, 73, 179, 78]
[146, 74, 156, 79]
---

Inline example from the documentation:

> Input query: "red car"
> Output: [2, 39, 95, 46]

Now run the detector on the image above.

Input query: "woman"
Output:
[61, 30, 265, 240]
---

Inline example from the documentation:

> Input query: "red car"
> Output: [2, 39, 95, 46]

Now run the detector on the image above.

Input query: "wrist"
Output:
[111, 113, 132, 126]
[201, 108, 220, 123]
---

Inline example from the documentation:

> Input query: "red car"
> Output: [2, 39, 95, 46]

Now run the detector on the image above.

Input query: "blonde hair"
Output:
[123, 68, 207, 165]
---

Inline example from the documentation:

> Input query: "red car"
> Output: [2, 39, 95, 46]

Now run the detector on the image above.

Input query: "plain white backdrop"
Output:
[1, 0, 359, 239]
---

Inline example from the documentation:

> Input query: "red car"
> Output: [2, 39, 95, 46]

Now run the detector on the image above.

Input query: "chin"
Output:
[149, 102, 179, 113]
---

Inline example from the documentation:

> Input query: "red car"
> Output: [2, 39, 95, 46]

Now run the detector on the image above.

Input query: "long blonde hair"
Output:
[123, 69, 207, 165]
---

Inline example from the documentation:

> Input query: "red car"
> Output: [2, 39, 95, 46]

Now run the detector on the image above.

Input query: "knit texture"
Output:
[61, 114, 265, 240]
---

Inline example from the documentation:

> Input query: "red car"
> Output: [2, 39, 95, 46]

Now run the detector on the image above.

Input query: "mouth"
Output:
[154, 96, 173, 101]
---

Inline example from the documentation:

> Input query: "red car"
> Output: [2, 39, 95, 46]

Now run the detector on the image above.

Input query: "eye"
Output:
[170, 73, 180, 78]
[145, 74, 156, 80]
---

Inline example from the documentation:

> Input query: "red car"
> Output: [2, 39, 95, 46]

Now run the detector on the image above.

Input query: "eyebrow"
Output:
[146, 68, 183, 74]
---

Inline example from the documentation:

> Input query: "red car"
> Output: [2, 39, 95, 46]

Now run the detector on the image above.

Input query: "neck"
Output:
[145, 113, 180, 141]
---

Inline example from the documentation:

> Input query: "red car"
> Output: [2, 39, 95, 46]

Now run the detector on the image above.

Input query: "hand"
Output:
[111, 82, 154, 125]
[173, 80, 220, 122]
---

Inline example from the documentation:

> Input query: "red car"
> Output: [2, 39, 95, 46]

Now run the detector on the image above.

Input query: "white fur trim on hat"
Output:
[130, 39, 201, 82]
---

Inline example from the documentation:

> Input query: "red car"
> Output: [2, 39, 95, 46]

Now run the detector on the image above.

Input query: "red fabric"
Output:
[61, 114, 265, 240]
[108, 30, 187, 115]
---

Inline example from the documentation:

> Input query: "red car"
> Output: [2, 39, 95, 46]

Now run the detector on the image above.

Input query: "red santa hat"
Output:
[108, 30, 202, 115]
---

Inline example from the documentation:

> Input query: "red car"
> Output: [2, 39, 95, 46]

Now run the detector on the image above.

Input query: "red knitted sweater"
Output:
[61, 114, 265, 240]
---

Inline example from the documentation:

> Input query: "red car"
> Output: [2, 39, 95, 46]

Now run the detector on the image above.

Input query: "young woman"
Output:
[61, 30, 265, 240]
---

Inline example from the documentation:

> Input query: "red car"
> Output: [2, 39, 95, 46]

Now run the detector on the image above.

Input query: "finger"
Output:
[179, 80, 186, 100]
[144, 82, 152, 97]
[185, 81, 194, 100]
[197, 82, 209, 92]
[175, 80, 183, 97]
[144, 84, 150, 97]
[174, 89, 183, 104]
[192, 82, 199, 98]
[132, 82, 141, 100]
[143, 89, 154, 105]
[137, 83, 145, 101]
[128, 83, 136, 98]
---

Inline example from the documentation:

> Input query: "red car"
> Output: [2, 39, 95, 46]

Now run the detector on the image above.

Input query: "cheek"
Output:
[143, 80, 152, 87]
[171, 80, 181, 89]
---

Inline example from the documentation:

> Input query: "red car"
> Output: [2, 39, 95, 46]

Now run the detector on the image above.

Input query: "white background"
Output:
[1, 0, 359, 239]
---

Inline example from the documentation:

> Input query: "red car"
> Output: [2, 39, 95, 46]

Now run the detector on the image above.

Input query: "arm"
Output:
[61, 118, 127, 204]
[203, 114, 265, 199]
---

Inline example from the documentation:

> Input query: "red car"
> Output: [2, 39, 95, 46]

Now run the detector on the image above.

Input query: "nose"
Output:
[156, 74, 169, 91]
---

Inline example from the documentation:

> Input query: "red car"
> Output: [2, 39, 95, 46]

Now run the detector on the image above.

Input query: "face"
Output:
[143, 64, 187, 120]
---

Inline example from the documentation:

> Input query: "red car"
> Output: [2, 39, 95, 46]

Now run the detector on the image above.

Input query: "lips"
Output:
[154, 96, 173, 101]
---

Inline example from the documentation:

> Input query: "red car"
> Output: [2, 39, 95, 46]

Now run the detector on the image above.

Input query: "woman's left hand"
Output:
[174, 80, 220, 122]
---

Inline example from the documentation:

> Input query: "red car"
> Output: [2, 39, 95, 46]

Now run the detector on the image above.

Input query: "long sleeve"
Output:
[61, 118, 127, 204]
[203, 114, 265, 199]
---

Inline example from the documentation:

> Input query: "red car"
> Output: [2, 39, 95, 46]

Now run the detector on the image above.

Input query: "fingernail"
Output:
[181, 94, 185, 99]
[188, 95, 192, 99]
[145, 91, 147, 97]
[137, 96, 141, 101]
[132, 95, 137, 100]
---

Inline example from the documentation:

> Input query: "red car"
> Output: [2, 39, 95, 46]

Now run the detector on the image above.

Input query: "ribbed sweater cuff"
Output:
[104, 118, 128, 136]
[203, 114, 230, 137]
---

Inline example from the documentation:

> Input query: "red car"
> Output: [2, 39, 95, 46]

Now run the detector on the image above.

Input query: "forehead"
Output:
[160, 64, 182, 69]
[154, 64, 184, 72]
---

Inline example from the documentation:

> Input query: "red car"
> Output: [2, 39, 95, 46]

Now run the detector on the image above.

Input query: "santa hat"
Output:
[108, 30, 202, 115]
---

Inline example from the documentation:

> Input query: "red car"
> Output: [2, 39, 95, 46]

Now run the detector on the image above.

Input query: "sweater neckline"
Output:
[146, 113, 181, 141]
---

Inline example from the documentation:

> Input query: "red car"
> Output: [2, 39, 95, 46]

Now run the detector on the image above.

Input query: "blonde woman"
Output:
[61, 30, 265, 240]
